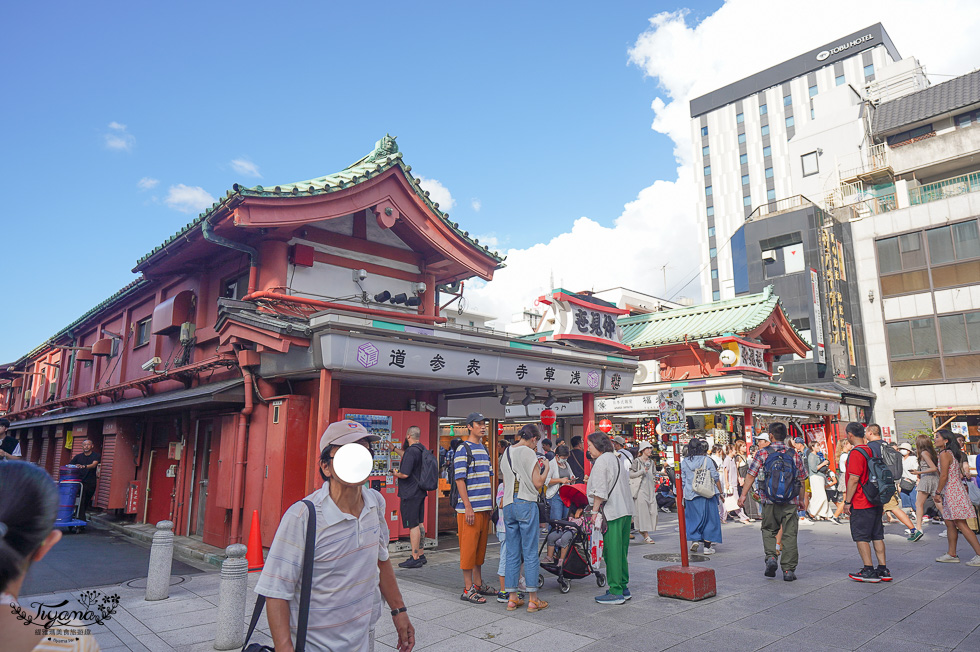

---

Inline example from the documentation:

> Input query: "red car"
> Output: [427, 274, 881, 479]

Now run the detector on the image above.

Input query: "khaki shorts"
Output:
[457, 511, 491, 570]
[883, 492, 900, 510]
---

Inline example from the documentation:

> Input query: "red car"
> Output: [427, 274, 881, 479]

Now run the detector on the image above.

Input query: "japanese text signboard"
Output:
[657, 389, 686, 434]
[714, 336, 770, 376]
[543, 291, 631, 352]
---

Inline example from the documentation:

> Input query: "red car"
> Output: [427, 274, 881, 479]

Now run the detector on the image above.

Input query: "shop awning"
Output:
[9, 378, 245, 430]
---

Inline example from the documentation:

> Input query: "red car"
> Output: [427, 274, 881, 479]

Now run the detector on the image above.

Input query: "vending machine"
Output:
[340, 408, 433, 541]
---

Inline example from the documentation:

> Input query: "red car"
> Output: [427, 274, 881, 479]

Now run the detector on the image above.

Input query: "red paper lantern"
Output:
[540, 409, 557, 427]
[598, 418, 613, 433]
[497, 423, 504, 436]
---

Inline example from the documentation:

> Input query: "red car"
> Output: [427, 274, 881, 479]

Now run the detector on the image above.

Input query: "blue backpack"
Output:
[762, 449, 800, 503]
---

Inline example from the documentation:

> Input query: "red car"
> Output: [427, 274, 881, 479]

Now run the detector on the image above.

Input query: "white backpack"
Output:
[692, 457, 715, 498]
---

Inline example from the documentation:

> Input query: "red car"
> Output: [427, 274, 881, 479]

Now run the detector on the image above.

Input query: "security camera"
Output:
[352, 269, 368, 282]
[776, 365, 785, 374]
[141, 357, 162, 371]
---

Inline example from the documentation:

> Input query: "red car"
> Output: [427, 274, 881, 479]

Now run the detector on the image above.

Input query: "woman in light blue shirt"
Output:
[680, 438, 724, 554]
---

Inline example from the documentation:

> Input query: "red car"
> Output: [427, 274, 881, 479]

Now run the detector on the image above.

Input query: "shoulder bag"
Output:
[597, 455, 622, 535]
[243, 500, 316, 652]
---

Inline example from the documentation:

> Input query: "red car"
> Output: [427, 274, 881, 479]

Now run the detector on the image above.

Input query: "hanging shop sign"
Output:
[752, 389, 839, 416]
[317, 334, 633, 393]
[539, 290, 631, 352]
[810, 268, 827, 364]
[712, 336, 770, 376]
[506, 400, 584, 419]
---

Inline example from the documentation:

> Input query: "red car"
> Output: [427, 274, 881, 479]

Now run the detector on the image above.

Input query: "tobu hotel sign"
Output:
[816, 33, 874, 61]
[540, 290, 631, 352]
[317, 334, 633, 393]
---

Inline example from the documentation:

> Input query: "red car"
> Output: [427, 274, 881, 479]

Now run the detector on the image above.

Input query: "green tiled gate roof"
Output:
[134, 135, 503, 269]
[618, 286, 809, 348]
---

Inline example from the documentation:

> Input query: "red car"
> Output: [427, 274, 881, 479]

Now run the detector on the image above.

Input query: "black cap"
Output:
[465, 413, 486, 426]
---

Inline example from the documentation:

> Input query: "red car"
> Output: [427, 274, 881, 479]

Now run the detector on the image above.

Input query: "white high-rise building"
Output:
[689, 24, 927, 302]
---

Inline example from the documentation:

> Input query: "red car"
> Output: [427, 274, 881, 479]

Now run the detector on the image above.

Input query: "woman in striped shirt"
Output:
[0, 461, 99, 651]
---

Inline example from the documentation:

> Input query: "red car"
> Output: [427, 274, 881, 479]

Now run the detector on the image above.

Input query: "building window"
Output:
[705, 186, 712, 196]
[741, 174, 750, 186]
[760, 125, 769, 136]
[743, 195, 752, 207]
[811, 108, 815, 120]
[785, 116, 795, 128]
[783, 94, 792, 106]
[708, 226, 715, 237]
[712, 290, 721, 301]
[738, 133, 746, 144]
[704, 165, 711, 176]
[886, 124, 934, 147]
[223, 273, 249, 300]
[836, 74, 845, 86]
[864, 63, 875, 77]
[876, 232, 929, 297]
[701, 126, 709, 137]
[760, 104, 767, 115]
[706, 206, 714, 217]
[736, 112, 744, 124]
[711, 269, 719, 279]
[709, 247, 717, 258]
[955, 110, 980, 128]
[877, 219, 980, 296]
[740, 153, 748, 165]
[703, 145, 710, 156]
[765, 167, 774, 178]
[808, 84, 818, 97]
[801, 151, 819, 176]
[887, 312, 980, 382]
[767, 189, 776, 201]
[763, 146, 772, 158]
[135, 318, 152, 348]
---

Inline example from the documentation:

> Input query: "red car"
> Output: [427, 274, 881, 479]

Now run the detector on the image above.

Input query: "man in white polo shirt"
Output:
[256, 420, 415, 652]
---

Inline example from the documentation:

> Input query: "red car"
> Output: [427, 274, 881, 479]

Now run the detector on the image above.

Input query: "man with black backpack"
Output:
[843, 422, 894, 583]
[395, 426, 437, 569]
[738, 422, 808, 582]
[865, 424, 917, 536]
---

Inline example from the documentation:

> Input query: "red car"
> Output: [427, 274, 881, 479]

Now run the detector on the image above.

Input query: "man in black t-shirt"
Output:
[568, 435, 586, 481]
[394, 426, 427, 568]
[69, 439, 100, 520]
[0, 418, 22, 461]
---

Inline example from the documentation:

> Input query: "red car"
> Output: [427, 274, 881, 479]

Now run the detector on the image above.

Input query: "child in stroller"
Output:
[538, 483, 607, 593]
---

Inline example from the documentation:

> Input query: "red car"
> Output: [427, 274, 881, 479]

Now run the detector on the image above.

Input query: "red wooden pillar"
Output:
[743, 407, 754, 446]
[583, 392, 595, 476]
[824, 416, 837, 473]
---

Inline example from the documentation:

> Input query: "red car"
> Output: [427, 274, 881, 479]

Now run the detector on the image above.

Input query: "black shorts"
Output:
[400, 495, 425, 529]
[850, 505, 884, 542]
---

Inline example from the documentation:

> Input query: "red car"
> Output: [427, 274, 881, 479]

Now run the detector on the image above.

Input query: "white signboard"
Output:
[658, 389, 687, 434]
[546, 291, 630, 352]
[810, 268, 827, 364]
[755, 390, 839, 416]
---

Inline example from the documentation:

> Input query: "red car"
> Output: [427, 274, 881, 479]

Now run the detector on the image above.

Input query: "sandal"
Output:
[506, 597, 525, 611]
[541, 557, 555, 564]
[644, 536, 656, 544]
[460, 586, 486, 604]
[475, 583, 497, 596]
[527, 598, 549, 613]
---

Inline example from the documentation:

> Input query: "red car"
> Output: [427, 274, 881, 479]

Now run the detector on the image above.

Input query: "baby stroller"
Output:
[538, 483, 606, 593]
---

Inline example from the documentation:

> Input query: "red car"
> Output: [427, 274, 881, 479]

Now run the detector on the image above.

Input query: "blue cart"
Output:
[54, 466, 88, 533]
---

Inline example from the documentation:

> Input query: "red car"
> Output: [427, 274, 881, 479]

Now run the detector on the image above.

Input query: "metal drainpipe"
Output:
[229, 354, 255, 543]
[65, 334, 76, 399]
[202, 216, 260, 295]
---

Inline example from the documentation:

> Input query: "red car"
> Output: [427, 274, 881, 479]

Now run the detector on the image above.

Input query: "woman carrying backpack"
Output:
[681, 438, 723, 554]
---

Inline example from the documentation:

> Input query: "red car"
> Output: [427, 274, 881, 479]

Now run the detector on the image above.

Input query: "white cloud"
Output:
[230, 158, 262, 178]
[137, 177, 159, 191]
[471, 199, 482, 212]
[165, 184, 216, 214]
[416, 176, 456, 211]
[467, 0, 980, 325]
[104, 122, 135, 151]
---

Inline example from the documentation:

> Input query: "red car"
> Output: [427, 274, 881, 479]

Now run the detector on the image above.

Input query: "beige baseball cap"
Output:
[319, 420, 381, 452]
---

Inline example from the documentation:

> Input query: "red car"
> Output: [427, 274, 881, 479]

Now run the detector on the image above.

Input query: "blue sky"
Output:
[5, 1, 979, 363]
[0, 1, 721, 361]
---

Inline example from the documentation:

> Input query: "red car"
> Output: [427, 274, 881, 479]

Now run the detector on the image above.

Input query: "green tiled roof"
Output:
[618, 286, 810, 348]
[134, 135, 504, 269]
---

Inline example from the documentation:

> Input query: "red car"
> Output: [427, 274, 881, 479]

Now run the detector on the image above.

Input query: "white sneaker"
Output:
[966, 556, 980, 567]
[940, 531, 948, 538]
[903, 528, 912, 536]
[703, 546, 716, 555]
[690, 542, 700, 553]
[936, 554, 960, 563]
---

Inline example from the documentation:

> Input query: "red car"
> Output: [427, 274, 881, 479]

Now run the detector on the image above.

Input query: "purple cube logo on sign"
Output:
[586, 370, 600, 389]
[356, 342, 380, 368]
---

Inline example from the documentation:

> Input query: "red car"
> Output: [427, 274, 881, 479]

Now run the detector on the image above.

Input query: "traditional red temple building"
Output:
[0, 137, 637, 547]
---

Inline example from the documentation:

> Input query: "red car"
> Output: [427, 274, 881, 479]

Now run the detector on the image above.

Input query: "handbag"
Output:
[243, 500, 317, 652]
[692, 458, 715, 498]
[597, 455, 622, 534]
[899, 477, 916, 493]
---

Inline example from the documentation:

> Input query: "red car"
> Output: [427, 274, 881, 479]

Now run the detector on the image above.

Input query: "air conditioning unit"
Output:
[762, 249, 777, 263]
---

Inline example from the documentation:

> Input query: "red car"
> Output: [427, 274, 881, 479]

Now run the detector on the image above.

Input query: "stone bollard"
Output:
[145, 521, 175, 601]
[213, 544, 249, 650]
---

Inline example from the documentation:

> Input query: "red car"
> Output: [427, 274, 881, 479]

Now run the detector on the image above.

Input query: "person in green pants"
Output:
[587, 432, 635, 605]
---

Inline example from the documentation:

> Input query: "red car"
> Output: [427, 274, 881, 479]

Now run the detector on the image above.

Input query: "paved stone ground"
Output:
[17, 515, 980, 651]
